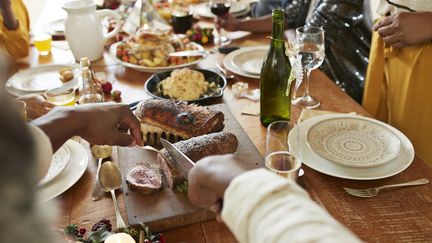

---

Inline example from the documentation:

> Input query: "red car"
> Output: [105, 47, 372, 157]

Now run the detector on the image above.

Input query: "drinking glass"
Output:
[171, 3, 194, 34]
[209, 0, 231, 46]
[34, 34, 52, 56]
[14, 101, 28, 121]
[266, 121, 295, 157]
[265, 151, 301, 181]
[44, 87, 76, 106]
[292, 26, 325, 109]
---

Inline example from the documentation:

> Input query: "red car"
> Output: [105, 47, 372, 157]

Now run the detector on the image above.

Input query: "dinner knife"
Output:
[168, 50, 210, 57]
[160, 138, 195, 176]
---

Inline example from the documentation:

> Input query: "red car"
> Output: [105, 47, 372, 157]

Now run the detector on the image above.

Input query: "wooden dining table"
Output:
[14, 3, 432, 241]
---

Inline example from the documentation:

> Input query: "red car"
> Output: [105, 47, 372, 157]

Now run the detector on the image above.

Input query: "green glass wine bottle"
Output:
[260, 9, 292, 127]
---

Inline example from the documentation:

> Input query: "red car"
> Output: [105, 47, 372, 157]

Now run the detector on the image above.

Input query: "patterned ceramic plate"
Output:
[38, 145, 71, 186]
[306, 117, 402, 168]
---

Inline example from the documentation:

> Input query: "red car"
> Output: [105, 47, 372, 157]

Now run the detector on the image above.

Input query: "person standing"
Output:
[0, 0, 30, 59]
[362, 0, 432, 165]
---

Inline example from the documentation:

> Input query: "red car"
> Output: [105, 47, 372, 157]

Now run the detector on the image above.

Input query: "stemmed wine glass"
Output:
[292, 26, 325, 109]
[209, 0, 231, 46]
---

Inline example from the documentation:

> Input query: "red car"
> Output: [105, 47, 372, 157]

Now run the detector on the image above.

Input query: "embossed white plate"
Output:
[288, 114, 415, 180]
[37, 140, 88, 202]
[306, 117, 401, 168]
[38, 145, 70, 186]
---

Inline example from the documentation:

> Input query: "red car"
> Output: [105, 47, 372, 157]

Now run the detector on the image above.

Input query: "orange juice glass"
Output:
[34, 34, 52, 56]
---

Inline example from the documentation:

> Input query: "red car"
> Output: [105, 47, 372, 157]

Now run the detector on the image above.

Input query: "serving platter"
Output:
[288, 114, 415, 180]
[109, 42, 205, 73]
[144, 68, 227, 104]
[118, 104, 264, 231]
[306, 117, 401, 168]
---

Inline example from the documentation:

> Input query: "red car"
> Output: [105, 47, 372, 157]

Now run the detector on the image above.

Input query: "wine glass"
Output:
[292, 26, 325, 109]
[209, 0, 231, 46]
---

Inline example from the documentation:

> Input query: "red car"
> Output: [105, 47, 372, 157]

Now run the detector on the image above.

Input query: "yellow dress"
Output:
[0, 0, 30, 59]
[363, 31, 432, 165]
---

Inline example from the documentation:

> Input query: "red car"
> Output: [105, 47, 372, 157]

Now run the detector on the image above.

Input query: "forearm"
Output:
[419, 12, 432, 40]
[237, 15, 272, 32]
[31, 107, 84, 151]
[222, 169, 361, 243]
[1, 6, 18, 30]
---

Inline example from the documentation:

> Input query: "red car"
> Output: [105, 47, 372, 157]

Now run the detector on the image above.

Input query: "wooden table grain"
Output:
[15, 32, 432, 242]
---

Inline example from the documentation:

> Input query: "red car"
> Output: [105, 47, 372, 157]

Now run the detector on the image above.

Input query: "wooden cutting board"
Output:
[118, 104, 264, 232]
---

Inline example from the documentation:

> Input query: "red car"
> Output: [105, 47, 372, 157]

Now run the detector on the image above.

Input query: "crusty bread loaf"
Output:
[135, 100, 225, 146]
[158, 131, 238, 188]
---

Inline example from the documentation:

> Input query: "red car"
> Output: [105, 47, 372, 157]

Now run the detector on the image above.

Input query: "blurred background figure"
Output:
[221, 0, 372, 103]
[362, 0, 432, 165]
[0, 0, 30, 58]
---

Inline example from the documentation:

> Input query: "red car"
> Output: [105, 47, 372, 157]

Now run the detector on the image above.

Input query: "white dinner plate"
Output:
[37, 140, 88, 203]
[5, 64, 80, 96]
[38, 145, 71, 186]
[306, 117, 402, 168]
[232, 47, 267, 75]
[288, 114, 415, 180]
[109, 42, 205, 73]
[194, 2, 250, 18]
[223, 46, 268, 79]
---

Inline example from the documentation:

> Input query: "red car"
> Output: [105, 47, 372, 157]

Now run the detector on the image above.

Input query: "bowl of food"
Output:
[144, 68, 226, 104]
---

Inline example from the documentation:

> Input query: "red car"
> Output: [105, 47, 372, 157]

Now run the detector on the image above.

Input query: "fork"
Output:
[343, 178, 429, 198]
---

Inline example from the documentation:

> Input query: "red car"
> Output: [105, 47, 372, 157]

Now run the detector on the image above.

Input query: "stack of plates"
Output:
[194, 2, 251, 18]
[223, 46, 268, 79]
[37, 140, 88, 202]
[5, 64, 80, 97]
[288, 114, 415, 180]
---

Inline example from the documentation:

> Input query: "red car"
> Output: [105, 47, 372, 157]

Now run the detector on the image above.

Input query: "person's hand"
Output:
[374, 12, 432, 48]
[32, 103, 144, 151]
[218, 14, 239, 32]
[16, 94, 55, 120]
[73, 103, 143, 147]
[188, 154, 248, 221]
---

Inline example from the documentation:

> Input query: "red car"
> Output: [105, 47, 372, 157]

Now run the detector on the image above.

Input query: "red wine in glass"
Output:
[171, 10, 193, 34]
[210, 3, 231, 17]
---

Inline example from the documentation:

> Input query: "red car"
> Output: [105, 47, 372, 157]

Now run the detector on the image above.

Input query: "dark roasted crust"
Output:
[157, 132, 238, 186]
[135, 100, 225, 138]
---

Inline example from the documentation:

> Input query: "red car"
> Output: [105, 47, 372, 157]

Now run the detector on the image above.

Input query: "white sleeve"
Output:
[27, 124, 53, 181]
[221, 169, 362, 243]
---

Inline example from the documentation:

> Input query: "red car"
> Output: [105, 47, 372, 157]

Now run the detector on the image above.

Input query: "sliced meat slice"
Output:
[126, 162, 163, 195]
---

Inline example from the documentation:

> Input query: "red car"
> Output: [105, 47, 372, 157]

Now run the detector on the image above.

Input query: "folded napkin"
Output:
[241, 102, 260, 116]
[298, 109, 358, 123]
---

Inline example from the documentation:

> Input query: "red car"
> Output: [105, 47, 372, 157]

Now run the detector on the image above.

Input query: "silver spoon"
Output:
[216, 63, 235, 80]
[99, 161, 127, 229]
[91, 145, 112, 201]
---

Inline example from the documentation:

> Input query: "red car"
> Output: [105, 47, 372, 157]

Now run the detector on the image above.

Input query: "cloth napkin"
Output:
[298, 109, 358, 123]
